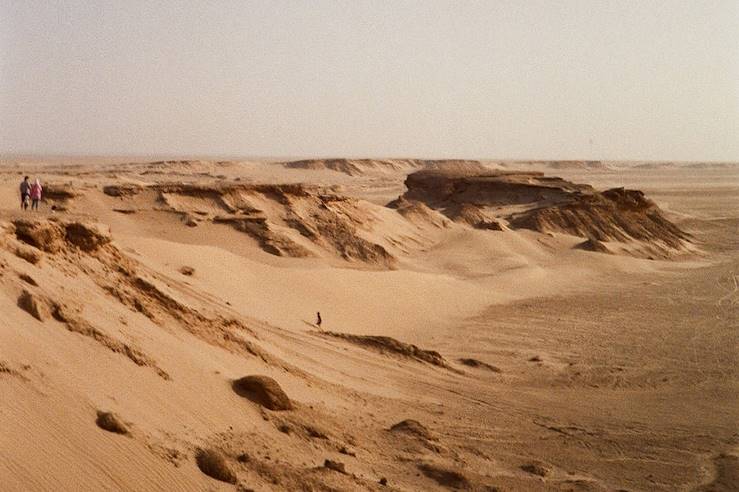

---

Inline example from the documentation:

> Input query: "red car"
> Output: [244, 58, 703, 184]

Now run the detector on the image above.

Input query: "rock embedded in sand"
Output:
[319, 332, 454, 370]
[232, 375, 293, 411]
[575, 237, 611, 254]
[390, 419, 437, 441]
[323, 459, 347, 474]
[458, 358, 502, 372]
[179, 266, 195, 276]
[694, 454, 739, 492]
[444, 203, 508, 231]
[14, 244, 43, 264]
[95, 411, 129, 435]
[18, 273, 38, 286]
[417, 463, 471, 490]
[339, 446, 356, 457]
[103, 184, 142, 197]
[183, 214, 199, 227]
[520, 461, 551, 477]
[195, 448, 237, 484]
[17, 290, 49, 321]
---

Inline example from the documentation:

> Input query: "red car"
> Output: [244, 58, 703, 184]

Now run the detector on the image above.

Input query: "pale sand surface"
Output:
[0, 159, 736, 491]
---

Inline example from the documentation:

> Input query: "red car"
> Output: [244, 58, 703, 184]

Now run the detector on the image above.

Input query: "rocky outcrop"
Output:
[393, 170, 690, 254]
[13, 219, 111, 254]
[152, 183, 396, 267]
[43, 183, 80, 203]
[13, 219, 66, 253]
[509, 188, 689, 249]
[213, 215, 311, 257]
[282, 158, 487, 176]
[64, 222, 111, 252]
[399, 170, 589, 206]
[103, 184, 142, 197]
[319, 332, 455, 370]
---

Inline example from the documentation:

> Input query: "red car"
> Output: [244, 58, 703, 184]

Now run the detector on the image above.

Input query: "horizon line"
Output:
[1, 153, 737, 165]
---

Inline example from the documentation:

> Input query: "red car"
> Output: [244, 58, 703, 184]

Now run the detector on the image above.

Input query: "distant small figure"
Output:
[19, 176, 30, 210]
[30, 178, 43, 211]
[316, 311, 322, 328]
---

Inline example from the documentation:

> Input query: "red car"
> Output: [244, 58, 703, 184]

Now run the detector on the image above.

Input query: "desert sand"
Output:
[0, 158, 736, 491]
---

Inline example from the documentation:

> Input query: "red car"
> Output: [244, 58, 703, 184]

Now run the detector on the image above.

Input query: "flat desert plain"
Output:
[0, 158, 736, 491]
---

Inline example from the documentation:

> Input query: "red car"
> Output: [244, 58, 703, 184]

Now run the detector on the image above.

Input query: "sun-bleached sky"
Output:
[1, 1, 737, 161]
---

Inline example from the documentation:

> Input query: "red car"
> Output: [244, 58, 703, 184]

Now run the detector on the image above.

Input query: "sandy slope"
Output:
[0, 159, 736, 491]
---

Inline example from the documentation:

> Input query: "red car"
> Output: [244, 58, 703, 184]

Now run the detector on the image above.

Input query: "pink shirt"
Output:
[30, 183, 42, 200]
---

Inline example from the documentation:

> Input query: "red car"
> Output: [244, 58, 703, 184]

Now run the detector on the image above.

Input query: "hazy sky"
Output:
[1, 1, 737, 160]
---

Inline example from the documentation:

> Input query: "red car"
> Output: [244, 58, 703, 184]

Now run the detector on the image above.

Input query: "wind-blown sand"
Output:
[0, 158, 736, 491]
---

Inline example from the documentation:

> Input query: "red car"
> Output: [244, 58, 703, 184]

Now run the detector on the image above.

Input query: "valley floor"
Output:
[0, 160, 736, 491]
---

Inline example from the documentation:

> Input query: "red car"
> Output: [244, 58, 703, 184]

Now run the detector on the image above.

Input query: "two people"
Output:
[19, 176, 43, 211]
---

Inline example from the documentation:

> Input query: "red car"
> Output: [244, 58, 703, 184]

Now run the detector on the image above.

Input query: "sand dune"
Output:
[0, 159, 736, 491]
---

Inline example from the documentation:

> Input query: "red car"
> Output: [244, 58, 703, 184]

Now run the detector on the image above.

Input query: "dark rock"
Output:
[17, 290, 49, 321]
[195, 448, 237, 484]
[64, 222, 111, 252]
[575, 237, 611, 254]
[18, 273, 38, 286]
[13, 220, 65, 253]
[232, 375, 293, 411]
[458, 358, 501, 372]
[390, 420, 436, 441]
[520, 461, 551, 477]
[323, 459, 347, 474]
[96, 411, 129, 435]
[418, 463, 471, 489]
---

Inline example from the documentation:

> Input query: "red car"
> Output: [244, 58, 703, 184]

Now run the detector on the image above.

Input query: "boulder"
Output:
[17, 290, 49, 321]
[390, 419, 436, 441]
[232, 375, 293, 411]
[95, 411, 129, 435]
[323, 459, 347, 474]
[195, 448, 237, 484]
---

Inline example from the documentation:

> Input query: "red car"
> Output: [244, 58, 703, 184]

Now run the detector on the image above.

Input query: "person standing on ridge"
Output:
[19, 176, 31, 210]
[316, 311, 322, 329]
[30, 178, 43, 211]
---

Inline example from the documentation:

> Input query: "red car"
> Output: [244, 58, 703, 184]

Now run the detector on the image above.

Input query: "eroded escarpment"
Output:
[317, 331, 459, 372]
[392, 169, 692, 257]
[146, 183, 396, 267]
[281, 158, 487, 176]
[2, 218, 283, 378]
